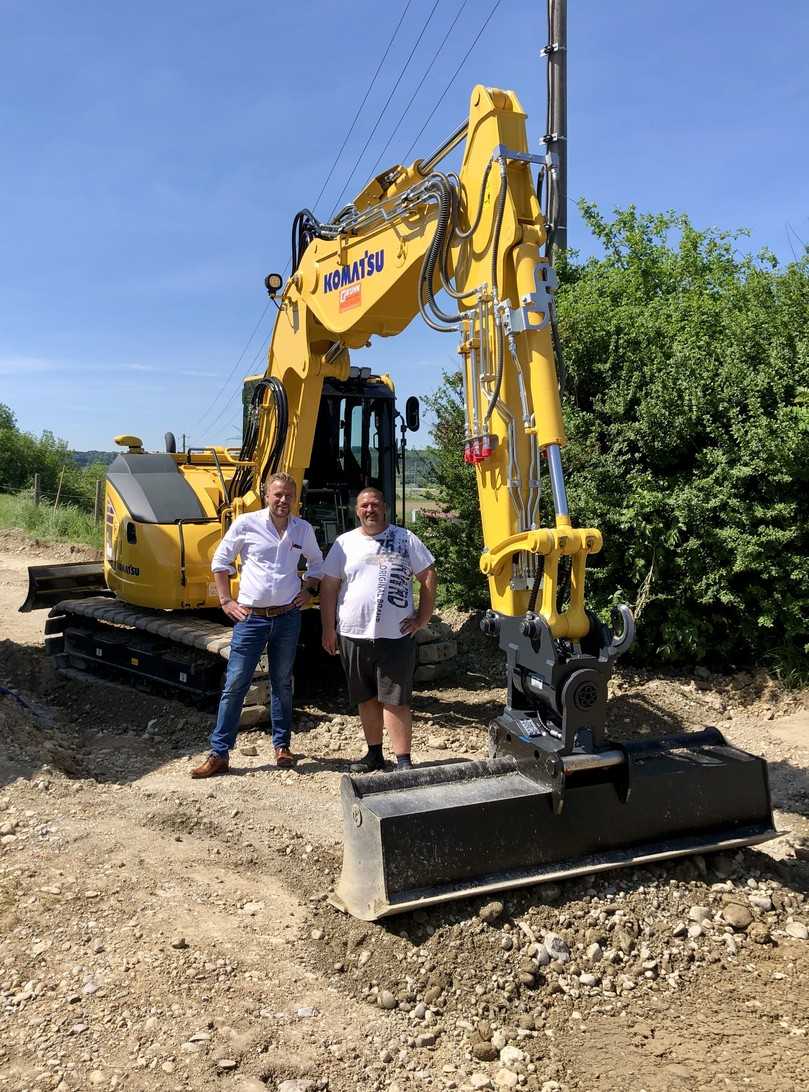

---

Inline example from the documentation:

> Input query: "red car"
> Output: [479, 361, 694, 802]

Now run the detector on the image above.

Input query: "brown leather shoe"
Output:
[274, 746, 296, 769]
[191, 752, 229, 779]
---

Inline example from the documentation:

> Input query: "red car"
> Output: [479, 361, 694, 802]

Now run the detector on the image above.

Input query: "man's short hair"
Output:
[356, 486, 386, 505]
[265, 472, 297, 494]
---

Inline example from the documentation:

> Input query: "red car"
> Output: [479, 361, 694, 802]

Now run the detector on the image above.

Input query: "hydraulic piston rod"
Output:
[546, 443, 569, 518]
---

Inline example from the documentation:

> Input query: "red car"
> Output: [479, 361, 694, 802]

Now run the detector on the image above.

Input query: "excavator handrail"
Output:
[184, 446, 253, 467]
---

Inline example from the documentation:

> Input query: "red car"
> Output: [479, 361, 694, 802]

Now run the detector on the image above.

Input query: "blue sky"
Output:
[1, 0, 807, 451]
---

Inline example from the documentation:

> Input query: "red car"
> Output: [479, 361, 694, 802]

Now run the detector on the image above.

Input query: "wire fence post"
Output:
[53, 468, 64, 511]
[33, 473, 40, 506]
[94, 479, 103, 525]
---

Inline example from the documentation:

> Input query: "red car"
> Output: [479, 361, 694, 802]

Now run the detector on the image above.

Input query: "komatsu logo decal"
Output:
[323, 249, 385, 295]
[110, 559, 140, 576]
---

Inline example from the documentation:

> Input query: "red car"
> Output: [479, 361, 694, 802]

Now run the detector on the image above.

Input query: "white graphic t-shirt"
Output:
[322, 524, 435, 640]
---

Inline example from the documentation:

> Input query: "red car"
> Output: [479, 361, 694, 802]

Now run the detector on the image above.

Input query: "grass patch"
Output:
[0, 492, 102, 548]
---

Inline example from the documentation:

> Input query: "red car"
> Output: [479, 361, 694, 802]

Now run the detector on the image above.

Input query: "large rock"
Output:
[478, 901, 504, 924]
[722, 903, 754, 930]
[544, 933, 570, 963]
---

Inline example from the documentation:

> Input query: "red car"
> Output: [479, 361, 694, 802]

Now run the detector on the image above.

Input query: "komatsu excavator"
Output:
[24, 85, 776, 919]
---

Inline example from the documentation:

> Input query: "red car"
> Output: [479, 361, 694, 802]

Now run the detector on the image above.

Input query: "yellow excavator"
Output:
[23, 85, 775, 919]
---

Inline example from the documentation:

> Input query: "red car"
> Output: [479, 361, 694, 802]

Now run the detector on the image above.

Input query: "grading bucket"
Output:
[332, 728, 777, 921]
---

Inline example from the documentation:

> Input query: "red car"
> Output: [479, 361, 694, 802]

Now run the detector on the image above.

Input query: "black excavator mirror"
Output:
[265, 272, 283, 298]
[405, 396, 420, 432]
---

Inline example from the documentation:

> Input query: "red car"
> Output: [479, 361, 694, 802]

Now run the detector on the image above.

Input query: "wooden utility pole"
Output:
[94, 479, 103, 524]
[544, 0, 567, 258]
[33, 473, 40, 506]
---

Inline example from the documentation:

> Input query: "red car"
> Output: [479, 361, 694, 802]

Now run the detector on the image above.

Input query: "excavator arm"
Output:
[243, 86, 596, 636]
[234, 85, 775, 921]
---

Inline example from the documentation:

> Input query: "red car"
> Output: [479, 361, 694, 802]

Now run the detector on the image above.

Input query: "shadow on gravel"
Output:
[766, 758, 809, 818]
[606, 692, 694, 739]
[0, 639, 215, 789]
[410, 692, 503, 727]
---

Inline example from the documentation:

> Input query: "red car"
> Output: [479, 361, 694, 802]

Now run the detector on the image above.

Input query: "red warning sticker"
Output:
[339, 283, 362, 312]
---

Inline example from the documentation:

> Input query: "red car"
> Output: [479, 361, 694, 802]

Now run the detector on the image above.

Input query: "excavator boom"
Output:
[261, 85, 775, 920]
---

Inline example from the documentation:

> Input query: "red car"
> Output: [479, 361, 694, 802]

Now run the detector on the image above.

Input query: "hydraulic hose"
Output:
[228, 377, 289, 501]
[482, 164, 509, 426]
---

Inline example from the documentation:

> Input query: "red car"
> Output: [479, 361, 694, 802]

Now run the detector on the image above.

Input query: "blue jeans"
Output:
[209, 609, 302, 756]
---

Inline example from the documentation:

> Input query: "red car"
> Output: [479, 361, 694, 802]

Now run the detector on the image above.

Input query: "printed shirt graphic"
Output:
[322, 525, 435, 640]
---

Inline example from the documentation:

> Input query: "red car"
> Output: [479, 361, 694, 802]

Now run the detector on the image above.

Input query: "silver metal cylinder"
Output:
[562, 750, 624, 774]
[416, 122, 468, 176]
[546, 444, 569, 517]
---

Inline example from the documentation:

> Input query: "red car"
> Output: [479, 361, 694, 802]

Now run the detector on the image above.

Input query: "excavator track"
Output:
[43, 597, 457, 720]
[44, 597, 269, 724]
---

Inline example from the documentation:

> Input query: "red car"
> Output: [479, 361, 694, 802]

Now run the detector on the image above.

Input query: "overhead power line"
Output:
[329, 0, 443, 217]
[193, 299, 272, 431]
[194, 0, 501, 440]
[193, 4, 414, 436]
[198, 331, 272, 439]
[404, 0, 504, 161]
[311, 0, 415, 219]
[367, 0, 471, 180]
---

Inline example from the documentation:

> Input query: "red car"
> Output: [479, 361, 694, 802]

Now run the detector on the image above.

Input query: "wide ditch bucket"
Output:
[332, 728, 778, 921]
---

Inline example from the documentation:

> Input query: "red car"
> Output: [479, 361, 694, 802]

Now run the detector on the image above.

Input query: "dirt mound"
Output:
[297, 851, 809, 1090]
[0, 527, 101, 563]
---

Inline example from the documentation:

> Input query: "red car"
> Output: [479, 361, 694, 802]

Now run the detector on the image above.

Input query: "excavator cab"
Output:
[241, 369, 400, 541]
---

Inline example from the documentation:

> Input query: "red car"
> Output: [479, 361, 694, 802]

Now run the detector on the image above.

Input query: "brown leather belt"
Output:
[247, 603, 296, 618]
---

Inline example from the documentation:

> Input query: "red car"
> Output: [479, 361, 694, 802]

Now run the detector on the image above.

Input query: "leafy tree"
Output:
[421, 207, 809, 673]
[415, 375, 487, 608]
[0, 404, 103, 510]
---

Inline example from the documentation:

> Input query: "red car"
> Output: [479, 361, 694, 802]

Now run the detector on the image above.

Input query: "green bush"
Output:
[422, 206, 809, 675]
[414, 376, 487, 609]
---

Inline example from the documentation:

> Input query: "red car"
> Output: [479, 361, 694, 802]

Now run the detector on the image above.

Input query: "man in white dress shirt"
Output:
[191, 473, 323, 778]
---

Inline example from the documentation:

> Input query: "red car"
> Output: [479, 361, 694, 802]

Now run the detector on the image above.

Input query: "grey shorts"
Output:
[338, 634, 417, 707]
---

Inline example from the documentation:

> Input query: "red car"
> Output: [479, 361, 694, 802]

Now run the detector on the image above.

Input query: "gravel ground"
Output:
[1, 528, 808, 1092]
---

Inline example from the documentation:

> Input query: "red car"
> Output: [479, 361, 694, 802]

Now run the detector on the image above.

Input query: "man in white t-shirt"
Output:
[320, 487, 437, 773]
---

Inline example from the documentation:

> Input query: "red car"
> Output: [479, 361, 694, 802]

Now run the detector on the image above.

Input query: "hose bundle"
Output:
[228, 377, 289, 501]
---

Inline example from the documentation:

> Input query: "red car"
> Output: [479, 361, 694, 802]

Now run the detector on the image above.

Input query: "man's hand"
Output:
[292, 586, 314, 609]
[400, 613, 428, 636]
[221, 599, 249, 623]
[321, 626, 339, 655]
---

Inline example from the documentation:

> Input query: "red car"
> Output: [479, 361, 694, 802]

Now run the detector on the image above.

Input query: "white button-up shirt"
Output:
[211, 511, 323, 608]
